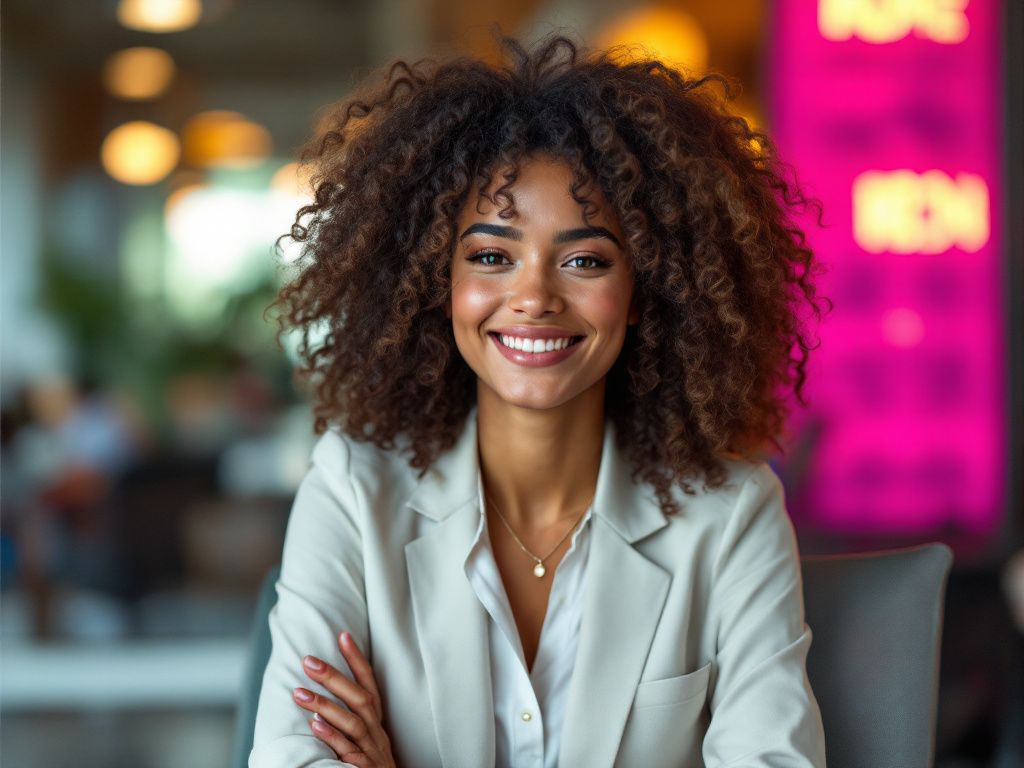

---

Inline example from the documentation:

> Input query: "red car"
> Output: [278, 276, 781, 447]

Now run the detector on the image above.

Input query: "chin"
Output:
[486, 378, 594, 412]
[480, 380, 562, 410]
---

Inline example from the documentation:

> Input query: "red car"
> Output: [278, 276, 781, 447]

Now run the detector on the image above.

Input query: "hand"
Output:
[293, 632, 396, 768]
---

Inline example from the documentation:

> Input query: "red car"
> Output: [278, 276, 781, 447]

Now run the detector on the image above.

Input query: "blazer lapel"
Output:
[404, 409, 495, 768]
[557, 420, 672, 767]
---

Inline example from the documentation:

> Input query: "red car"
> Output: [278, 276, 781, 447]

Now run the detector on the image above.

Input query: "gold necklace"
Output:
[484, 493, 592, 578]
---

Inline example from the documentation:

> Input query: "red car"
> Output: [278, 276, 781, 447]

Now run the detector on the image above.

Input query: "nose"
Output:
[507, 259, 564, 318]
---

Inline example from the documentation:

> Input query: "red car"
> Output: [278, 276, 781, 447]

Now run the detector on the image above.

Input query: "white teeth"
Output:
[496, 334, 577, 353]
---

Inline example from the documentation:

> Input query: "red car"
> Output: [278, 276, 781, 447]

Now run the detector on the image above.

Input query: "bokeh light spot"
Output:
[183, 111, 273, 170]
[103, 47, 176, 100]
[101, 120, 180, 185]
[881, 307, 925, 348]
[117, 0, 201, 33]
[595, 6, 709, 74]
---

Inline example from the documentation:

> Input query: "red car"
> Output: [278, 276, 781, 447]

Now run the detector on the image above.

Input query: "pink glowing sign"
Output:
[769, 0, 1005, 535]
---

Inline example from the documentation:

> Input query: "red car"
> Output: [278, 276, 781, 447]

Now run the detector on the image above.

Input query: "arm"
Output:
[250, 431, 368, 768]
[702, 463, 828, 767]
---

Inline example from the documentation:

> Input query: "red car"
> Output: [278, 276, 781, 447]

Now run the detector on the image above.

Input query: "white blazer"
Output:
[250, 407, 827, 767]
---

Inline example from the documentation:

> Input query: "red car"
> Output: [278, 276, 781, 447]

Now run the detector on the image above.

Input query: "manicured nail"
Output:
[340, 631, 351, 647]
[294, 688, 313, 702]
[303, 656, 325, 671]
[311, 718, 329, 734]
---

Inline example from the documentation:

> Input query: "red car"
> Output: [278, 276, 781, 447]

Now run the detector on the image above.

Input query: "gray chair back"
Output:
[232, 565, 280, 768]
[233, 544, 954, 768]
[802, 543, 953, 768]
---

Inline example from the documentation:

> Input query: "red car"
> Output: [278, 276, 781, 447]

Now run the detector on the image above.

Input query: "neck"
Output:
[476, 380, 605, 532]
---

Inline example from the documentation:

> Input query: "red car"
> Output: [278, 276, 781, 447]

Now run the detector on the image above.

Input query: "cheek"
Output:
[585, 281, 635, 331]
[450, 276, 500, 332]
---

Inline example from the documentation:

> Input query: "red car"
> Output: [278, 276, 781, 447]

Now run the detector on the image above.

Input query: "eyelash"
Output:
[467, 250, 611, 270]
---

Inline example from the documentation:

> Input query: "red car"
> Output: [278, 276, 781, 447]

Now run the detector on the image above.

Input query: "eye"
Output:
[467, 250, 509, 267]
[565, 255, 610, 270]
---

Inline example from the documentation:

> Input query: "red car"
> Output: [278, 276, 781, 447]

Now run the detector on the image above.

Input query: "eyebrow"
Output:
[458, 222, 623, 250]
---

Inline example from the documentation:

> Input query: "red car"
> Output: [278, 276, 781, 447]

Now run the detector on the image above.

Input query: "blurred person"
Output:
[7, 374, 141, 637]
[165, 372, 236, 456]
[251, 34, 830, 768]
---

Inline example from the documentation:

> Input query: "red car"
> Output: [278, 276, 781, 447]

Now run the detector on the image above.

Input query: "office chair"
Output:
[233, 543, 953, 768]
[232, 564, 280, 768]
[801, 542, 953, 768]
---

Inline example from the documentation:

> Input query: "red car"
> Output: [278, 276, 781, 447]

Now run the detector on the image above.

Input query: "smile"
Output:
[496, 334, 580, 352]
[487, 332, 585, 368]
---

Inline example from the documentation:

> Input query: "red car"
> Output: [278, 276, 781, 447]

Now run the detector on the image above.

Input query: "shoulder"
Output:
[662, 455, 779, 522]
[307, 426, 421, 504]
[310, 426, 412, 473]
[647, 457, 790, 565]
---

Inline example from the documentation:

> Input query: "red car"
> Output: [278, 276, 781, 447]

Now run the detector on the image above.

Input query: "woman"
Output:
[251, 34, 830, 768]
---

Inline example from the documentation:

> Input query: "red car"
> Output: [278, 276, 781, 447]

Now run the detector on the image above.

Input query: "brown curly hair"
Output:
[272, 33, 831, 516]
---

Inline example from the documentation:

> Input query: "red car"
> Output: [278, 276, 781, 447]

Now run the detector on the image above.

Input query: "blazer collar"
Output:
[405, 405, 668, 543]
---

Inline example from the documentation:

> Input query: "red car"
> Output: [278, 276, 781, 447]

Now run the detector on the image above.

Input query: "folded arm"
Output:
[250, 432, 369, 768]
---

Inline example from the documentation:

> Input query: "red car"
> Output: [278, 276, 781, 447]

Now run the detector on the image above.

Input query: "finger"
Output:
[338, 632, 384, 720]
[293, 684, 386, 765]
[336, 751, 375, 768]
[301, 656, 386, 748]
[308, 715, 363, 761]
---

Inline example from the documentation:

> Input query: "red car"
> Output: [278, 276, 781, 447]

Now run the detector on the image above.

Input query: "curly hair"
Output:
[271, 33, 831, 516]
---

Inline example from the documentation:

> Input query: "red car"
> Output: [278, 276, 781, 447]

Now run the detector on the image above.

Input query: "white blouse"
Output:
[463, 474, 594, 768]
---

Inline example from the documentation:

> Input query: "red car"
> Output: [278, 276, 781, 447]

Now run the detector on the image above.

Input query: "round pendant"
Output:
[533, 562, 546, 578]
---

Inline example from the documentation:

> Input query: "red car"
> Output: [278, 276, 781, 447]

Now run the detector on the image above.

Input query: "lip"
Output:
[488, 331, 585, 368]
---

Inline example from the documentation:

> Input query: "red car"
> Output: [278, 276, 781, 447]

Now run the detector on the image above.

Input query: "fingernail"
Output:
[303, 656, 325, 671]
[340, 631, 351, 646]
[313, 712, 324, 721]
[294, 688, 313, 702]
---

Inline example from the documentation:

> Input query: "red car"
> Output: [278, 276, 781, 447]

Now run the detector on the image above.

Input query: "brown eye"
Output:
[565, 255, 609, 270]
[468, 251, 508, 266]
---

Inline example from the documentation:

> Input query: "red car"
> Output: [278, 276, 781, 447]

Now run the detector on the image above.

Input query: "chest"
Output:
[487, 513, 578, 672]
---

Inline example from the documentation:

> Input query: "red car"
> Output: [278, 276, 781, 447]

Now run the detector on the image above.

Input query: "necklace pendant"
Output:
[533, 562, 546, 578]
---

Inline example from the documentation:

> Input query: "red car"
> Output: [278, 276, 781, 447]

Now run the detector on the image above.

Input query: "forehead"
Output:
[461, 153, 616, 225]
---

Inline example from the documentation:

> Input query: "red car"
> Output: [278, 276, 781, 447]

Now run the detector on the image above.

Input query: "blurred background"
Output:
[0, 1, 1020, 766]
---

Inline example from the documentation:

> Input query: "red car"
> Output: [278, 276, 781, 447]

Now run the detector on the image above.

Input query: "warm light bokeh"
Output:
[270, 162, 315, 198]
[102, 47, 176, 100]
[116, 0, 202, 33]
[183, 111, 273, 170]
[101, 120, 181, 185]
[595, 5, 710, 74]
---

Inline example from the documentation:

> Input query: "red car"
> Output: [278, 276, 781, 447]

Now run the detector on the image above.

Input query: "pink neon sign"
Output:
[769, 0, 1005, 535]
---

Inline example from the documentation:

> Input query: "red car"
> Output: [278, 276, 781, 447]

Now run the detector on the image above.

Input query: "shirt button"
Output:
[521, 710, 533, 722]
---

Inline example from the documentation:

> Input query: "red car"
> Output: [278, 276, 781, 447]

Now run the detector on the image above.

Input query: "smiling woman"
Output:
[252, 33, 831, 768]
[448, 155, 638, 413]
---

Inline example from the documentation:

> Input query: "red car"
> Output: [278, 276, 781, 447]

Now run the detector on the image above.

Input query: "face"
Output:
[447, 153, 638, 411]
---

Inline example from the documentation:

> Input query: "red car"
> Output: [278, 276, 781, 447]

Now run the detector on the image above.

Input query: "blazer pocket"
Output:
[633, 661, 712, 710]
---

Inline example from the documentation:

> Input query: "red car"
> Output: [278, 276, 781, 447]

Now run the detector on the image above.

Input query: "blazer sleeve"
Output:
[702, 462, 828, 767]
[249, 431, 367, 768]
